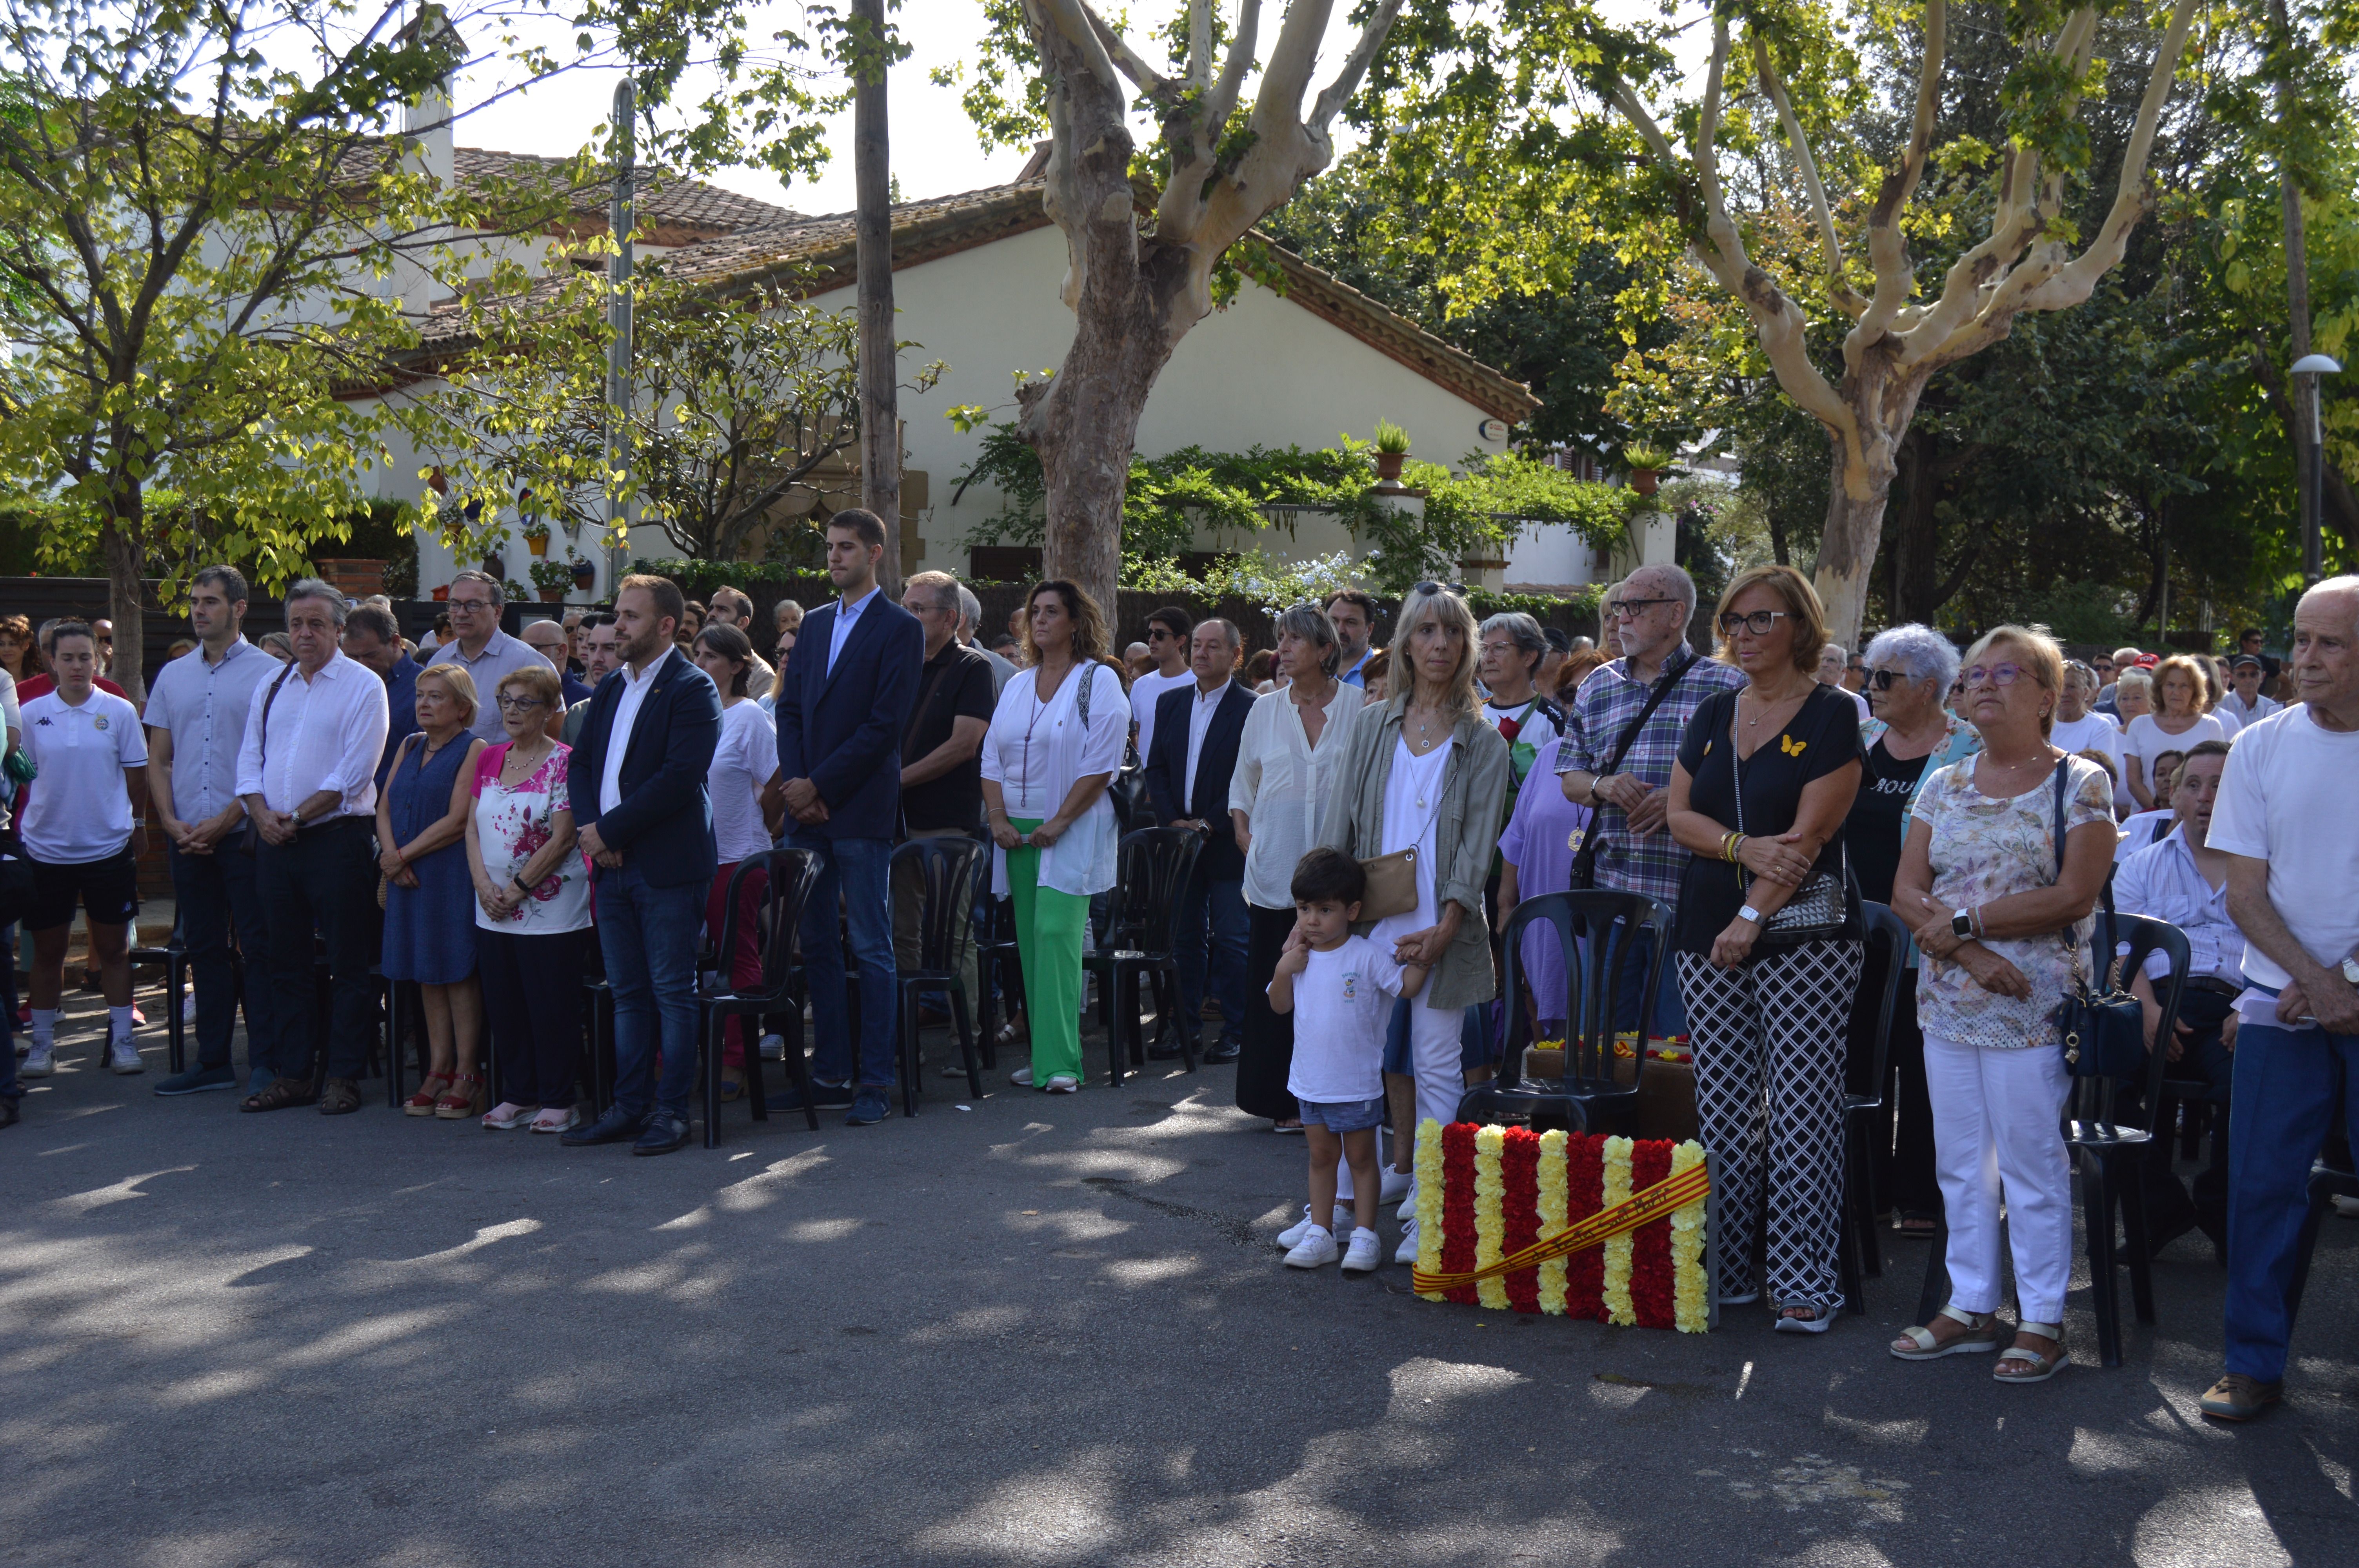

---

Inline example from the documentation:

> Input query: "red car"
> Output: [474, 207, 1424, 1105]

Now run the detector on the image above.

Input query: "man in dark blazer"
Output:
[774, 509, 924, 1126]
[560, 574, 722, 1156]
[1145, 618, 1256, 1062]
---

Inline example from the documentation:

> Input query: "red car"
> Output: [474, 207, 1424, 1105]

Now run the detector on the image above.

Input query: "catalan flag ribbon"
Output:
[1411, 1155, 1711, 1296]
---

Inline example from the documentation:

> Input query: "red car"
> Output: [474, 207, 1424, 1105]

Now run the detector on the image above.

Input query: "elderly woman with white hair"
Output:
[1231, 603, 1366, 1131]
[1318, 584, 1512, 1264]
[1844, 623, 1979, 1240]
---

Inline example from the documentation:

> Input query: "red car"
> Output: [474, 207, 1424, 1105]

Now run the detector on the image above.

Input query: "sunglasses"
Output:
[1717, 610, 1791, 636]
[1866, 668, 1913, 690]
[1413, 581, 1470, 597]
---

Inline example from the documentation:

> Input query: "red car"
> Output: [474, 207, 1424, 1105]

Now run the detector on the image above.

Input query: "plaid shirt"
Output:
[1555, 649, 1747, 907]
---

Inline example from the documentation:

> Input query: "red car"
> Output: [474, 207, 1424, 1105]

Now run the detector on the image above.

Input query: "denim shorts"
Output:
[1297, 1095, 1385, 1133]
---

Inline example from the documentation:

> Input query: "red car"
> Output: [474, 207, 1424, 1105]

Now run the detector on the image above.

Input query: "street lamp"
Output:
[2292, 352, 2341, 584]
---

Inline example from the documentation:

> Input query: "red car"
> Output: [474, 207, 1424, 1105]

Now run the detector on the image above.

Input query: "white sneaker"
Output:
[759, 1033, 785, 1061]
[1284, 1225, 1339, 1269]
[1044, 1073, 1079, 1094]
[2334, 1194, 2359, 1219]
[1381, 1167, 1414, 1206]
[1341, 1227, 1383, 1273]
[107, 1034, 143, 1075]
[1276, 1204, 1355, 1249]
[20, 1040, 55, 1076]
[1009, 1065, 1034, 1087]
[1394, 1216, 1420, 1265]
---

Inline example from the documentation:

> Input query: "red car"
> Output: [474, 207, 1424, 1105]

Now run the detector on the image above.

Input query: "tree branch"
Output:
[1072, 0, 1175, 107]
[1206, 0, 1260, 129]
[1753, 33, 1867, 322]
[1309, 0, 1407, 134]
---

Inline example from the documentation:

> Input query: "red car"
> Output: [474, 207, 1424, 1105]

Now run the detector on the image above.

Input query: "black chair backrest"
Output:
[1851, 902, 1910, 1106]
[2067, 912, 2191, 1135]
[1101, 827, 1202, 956]
[715, 847, 821, 1000]
[1495, 889, 1675, 1083]
[891, 835, 985, 975]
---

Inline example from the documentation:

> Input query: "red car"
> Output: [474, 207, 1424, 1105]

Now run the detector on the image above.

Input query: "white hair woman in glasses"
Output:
[1890, 625, 2114, 1383]
[1316, 583, 1510, 1264]
[1845, 624, 1977, 1241]
[1665, 565, 1865, 1332]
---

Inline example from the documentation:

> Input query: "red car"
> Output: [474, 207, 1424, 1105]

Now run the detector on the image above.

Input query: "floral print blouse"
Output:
[1910, 754, 2113, 1050]
[470, 741, 592, 935]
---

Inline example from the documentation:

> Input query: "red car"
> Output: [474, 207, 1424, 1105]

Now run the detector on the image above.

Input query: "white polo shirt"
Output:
[20, 687, 147, 863]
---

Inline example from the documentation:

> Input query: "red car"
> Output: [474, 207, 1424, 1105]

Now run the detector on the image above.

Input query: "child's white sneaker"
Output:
[1275, 1204, 1353, 1249]
[1284, 1225, 1339, 1269]
[1341, 1227, 1383, 1273]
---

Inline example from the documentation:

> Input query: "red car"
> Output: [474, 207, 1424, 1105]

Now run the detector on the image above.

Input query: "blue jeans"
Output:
[2225, 1020, 2359, 1383]
[596, 862, 706, 1119]
[1612, 922, 1687, 1038]
[1174, 871, 1249, 1050]
[791, 833, 897, 1089]
[169, 843, 275, 1073]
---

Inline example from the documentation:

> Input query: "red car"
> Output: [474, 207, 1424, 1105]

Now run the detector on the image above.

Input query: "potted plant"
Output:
[526, 561, 571, 602]
[1373, 419, 1412, 482]
[522, 518, 552, 557]
[1621, 441, 1674, 498]
[568, 554, 597, 590]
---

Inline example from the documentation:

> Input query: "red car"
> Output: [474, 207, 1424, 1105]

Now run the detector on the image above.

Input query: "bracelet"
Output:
[1970, 905, 1987, 940]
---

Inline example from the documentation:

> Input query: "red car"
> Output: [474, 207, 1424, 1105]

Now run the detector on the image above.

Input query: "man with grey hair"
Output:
[1146, 617, 1255, 1061]
[1555, 561, 1743, 1035]
[957, 583, 1015, 694]
[425, 568, 556, 741]
[1816, 640, 1869, 719]
[233, 578, 388, 1116]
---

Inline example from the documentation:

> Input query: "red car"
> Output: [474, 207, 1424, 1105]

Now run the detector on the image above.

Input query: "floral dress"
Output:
[470, 742, 591, 934]
[1911, 754, 2113, 1050]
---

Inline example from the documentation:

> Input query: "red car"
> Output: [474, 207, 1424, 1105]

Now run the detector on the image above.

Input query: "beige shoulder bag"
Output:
[1358, 728, 1450, 922]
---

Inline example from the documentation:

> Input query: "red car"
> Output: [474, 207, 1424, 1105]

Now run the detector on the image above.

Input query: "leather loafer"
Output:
[560, 1104, 643, 1147]
[1145, 1042, 1186, 1062]
[1203, 1042, 1241, 1064]
[632, 1112, 692, 1155]
[769, 1078, 856, 1112]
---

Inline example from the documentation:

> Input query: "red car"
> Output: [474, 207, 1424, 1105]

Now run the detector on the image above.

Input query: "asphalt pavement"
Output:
[4, 994, 2355, 1567]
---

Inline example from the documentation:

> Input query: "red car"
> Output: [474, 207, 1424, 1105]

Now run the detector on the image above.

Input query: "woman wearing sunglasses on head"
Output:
[1664, 565, 1865, 1334]
[1845, 625, 1980, 1243]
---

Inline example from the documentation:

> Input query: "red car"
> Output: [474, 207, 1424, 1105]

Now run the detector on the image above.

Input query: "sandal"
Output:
[434, 1074, 485, 1120]
[403, 1073, 452, 1118]
[718, 1073, 745, 1104]
[1774, 1301, 1834, 1334]
[240, 1076, 317, 1113]
[316, 1078, 362, 1116]
[1892, 1304, 2001, 1361]
[1896, 1212, 1939, 1239]
[1994, 1323, 2070, 1383]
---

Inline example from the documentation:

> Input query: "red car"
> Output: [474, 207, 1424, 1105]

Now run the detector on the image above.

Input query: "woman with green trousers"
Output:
[981, 581, 1128, 1093]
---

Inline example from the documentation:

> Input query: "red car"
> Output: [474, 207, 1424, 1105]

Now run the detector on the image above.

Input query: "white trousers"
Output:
[1334, 993, 1465, 1200]
[1924, 1030, 2075, 1324]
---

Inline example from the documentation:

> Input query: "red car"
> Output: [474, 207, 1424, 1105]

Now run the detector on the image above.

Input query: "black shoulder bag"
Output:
[2051, 758, 2144, 1078]
[1567, 648, 1695, 890]
[236, 660, 300, 856]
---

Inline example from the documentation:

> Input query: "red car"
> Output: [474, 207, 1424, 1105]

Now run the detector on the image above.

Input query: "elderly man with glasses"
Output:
[425, 570, 559, 741]
[1554, 563, 1744, 1037]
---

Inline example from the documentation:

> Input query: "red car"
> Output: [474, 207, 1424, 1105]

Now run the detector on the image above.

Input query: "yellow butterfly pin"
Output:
[1779, 735, 1807, 757]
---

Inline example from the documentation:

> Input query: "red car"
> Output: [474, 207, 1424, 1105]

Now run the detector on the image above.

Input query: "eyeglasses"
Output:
[495, 695, 547, 712]
[1607, 597, 1675, 620]
[1866, 668, 1912, 690]
[448, 597, 496, 613]
[1963, 662, 2028, 687]
[1716, 610, 1791, 636]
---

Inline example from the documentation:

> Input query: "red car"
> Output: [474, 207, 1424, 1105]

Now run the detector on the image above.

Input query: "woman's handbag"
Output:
[1730, 693, 1852, 950]
[1357, 722, 1450, 922]
[2047, 758, 2145, 1078]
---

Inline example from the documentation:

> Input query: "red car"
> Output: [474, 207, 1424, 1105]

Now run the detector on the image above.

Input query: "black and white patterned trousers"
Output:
[1679, 940, 1864, 1311]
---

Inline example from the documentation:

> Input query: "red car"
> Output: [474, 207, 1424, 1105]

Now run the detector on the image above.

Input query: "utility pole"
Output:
[605, 78, 636, 594]
[852, 0, 900, 593]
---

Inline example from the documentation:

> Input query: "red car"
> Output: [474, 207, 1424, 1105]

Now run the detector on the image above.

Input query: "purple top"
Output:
[1498, 736, 1595, 1027]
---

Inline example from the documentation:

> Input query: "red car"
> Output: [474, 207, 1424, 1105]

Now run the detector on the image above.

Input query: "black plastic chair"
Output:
[1084, 827, 1202, 1087]
[967, 849, 1013, 1070]
[1454, 889, 1674, 1136]
[890, 835, 986, 1114]
[1835, 903, 1910, 1316]
[699, 847, 822, 1147]
[1913, 914, 2190, 1367]
[130, 938, 192, 1073]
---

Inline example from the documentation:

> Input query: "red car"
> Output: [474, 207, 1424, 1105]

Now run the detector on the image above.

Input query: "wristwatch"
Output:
[1737, 904, 1764, 925]
[1951, 908, 1974, 940]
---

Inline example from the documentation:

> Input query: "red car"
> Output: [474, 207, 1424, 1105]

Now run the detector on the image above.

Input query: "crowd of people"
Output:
[0, 520, 2352, 1423]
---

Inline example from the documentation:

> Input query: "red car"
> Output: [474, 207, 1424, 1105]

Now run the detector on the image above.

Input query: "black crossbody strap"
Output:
[1568, 647, 1698, 888]
[254, 660, 297, 771]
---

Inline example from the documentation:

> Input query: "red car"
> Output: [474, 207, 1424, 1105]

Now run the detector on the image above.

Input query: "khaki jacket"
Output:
[1316, 699, 1512, 1010]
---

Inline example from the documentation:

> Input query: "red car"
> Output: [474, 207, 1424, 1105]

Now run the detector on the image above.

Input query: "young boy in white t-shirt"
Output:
[1267, 847, 1427, 1273]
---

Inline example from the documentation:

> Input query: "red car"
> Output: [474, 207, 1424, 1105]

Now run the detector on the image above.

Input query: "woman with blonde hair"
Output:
[1890, 625, 2114, 1382]
[1316, 584, 1512, 1264]
[980, 580, 1129, 1093]
[378, 663, 489, 1118]
[2122, 653, 2230, 811]
[1665, 564, 1865, 1329]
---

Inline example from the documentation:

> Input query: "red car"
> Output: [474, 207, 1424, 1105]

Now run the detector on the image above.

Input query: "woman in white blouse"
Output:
[979, 581, 1128, 1093]
[1229, 604, 1365, 1129]
[2122, 654, 2231, 811]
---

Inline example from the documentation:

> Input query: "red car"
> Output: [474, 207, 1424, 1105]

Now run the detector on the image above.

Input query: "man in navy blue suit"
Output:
[774, 509, 924, 1126]
[560, 574, 722, 1156]
[1145, 618, 1256, 1062]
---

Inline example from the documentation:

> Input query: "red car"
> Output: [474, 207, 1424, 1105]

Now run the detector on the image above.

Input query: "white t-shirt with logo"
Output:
[2207, 704, 2359, 995]
[709, 699, 779, 864]
[20, 688, 147, 863]
[1284, 934, 1411, 1103]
